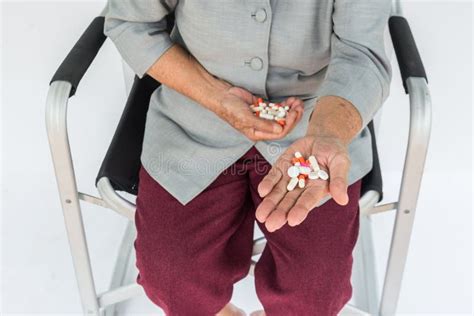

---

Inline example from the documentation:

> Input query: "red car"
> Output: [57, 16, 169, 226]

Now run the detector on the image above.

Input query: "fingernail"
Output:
[274, 124, 283, 133]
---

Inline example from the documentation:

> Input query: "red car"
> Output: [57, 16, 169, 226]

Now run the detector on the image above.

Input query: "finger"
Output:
[287, 97, 304, 109]
[287, 183, 328, 227]
[257, 152, 294, 197]
[257, 167, 283, 198]
[283, 96, 297, 105]
[256, 179, 287, 223]
[253, 113, 298, 141]
[265, 188, 303, 232]
[248, 115, 283, 134]
[287, 99, 304, 123]
[328, 153, 351, 205]
[280, 109, 299, 134]
[251, 95, 258, 105]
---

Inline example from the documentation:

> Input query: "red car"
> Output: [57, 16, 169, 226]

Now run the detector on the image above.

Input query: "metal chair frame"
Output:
[45, 1, 431, 315]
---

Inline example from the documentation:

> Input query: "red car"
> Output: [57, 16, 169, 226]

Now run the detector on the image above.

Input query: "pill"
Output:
[318, 169, 329, 180]
[299, 166, 312, 175]
[287, 166, 300, 178]
[298, 177, 305, 188]
[284, 105, 290, 111]
[287, 177, 299, 191]
[294, 152, 302, 158]
[291, 158, 300, 164]
[249, 99, 289, 125]
[308, 156, 320, 171]
[276, 120, 286, 126]
[308, 171, 319, 180]
[260, 113, 274, 120]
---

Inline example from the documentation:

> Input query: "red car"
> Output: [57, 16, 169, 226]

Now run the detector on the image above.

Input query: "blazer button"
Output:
[253, 9, 267, 23]
[249, 57, 264, 71]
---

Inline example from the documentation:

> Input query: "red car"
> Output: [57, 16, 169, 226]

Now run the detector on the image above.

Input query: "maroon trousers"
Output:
[134, 147, 362, 316]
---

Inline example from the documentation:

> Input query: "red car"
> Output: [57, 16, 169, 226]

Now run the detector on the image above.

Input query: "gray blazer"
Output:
[104, 0, 392, 205]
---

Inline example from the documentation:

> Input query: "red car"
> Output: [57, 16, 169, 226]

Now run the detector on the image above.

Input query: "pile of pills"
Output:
[249, 98, 289, 126]
[286, 152, 329, 191]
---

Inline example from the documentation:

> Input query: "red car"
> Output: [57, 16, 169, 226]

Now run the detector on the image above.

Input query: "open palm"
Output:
[256, 134, 352, 232]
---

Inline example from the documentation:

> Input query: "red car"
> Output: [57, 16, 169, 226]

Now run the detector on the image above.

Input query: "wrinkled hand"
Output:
[256, 134, 351, 232]
[216, 87, 304, 141]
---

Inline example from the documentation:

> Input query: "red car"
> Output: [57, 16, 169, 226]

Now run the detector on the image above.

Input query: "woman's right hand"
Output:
[215, 86, 304, 141]
[145, 44, 303, 141]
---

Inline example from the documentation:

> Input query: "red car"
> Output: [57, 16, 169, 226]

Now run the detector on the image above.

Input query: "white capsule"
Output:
[287, 166, 300, 178]
[269, 103, 275, 107]
[308, 155, 320, 171]
[260, 113, 275, 120]
[298, 166, 312, 175]
[294, 152, 303, 159]
[269, 109, 280, 116]
[259, 102, 266, 107]
[287, 177, 299, 191]
[276, 111, 286, 118]
[298, 178, 306, 188]
[318, 169, 329, 180]
[308, 171, 319, 180]
[284, 105, 290, 111]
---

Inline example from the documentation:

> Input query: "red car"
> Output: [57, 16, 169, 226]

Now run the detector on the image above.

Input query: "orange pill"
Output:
[257, 98, 264, 103]
[291, 157, 300, 164]
[298, 157, 305, 163]
[298, 174, 306, 180]
[277, 120, 286, 127]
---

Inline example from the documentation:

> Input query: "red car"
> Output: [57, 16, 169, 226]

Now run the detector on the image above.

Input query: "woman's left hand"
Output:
[256, 134, 351, 232]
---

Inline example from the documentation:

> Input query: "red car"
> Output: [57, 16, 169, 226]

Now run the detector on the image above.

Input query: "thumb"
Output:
[327, 154, 350, 205]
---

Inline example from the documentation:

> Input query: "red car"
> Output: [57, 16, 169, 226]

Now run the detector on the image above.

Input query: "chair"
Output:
[45, 1, 431, 315]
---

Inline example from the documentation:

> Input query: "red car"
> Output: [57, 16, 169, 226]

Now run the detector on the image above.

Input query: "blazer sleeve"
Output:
[104, 0, 178, 78]
[316, 0, 392, 130]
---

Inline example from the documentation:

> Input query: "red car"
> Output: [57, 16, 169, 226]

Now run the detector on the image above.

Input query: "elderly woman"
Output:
[104, 1, 391, 315]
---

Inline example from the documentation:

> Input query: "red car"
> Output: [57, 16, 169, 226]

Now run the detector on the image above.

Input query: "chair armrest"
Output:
[389, 16, 428, 93]
[50, 17, 106, 97]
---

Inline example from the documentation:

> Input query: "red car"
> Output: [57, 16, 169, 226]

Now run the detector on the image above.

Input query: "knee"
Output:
[135, 245, 236, 315]
[255, 254, 354, 316]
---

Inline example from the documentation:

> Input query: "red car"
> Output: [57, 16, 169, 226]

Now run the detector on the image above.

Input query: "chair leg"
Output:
[62, 199, 101, 315]
[352, 215, 380, 315]
[379, 78, 431, 315]
[104, 221, 137, 316]
[46, 81, 100, 315]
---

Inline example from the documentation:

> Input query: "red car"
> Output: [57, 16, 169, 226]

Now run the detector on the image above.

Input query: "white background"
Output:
[1, 0, 472, 315]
